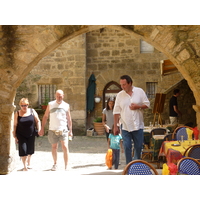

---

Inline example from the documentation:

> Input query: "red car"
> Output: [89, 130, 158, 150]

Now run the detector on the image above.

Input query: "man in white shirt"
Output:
[113, 75, 150, 164]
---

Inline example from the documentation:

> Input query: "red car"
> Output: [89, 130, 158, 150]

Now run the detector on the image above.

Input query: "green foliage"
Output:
[43, 92, 50, 105]
[93, 117, 102, 122]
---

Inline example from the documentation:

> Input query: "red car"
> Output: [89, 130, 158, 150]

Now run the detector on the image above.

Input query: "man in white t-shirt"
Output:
[113, 75, 150, 164]
[39, 90, 73, 171]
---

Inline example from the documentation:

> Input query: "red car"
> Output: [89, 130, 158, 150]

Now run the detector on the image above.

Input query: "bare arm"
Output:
[113, 114, 120, 135]
[102, 113, 110, 133]
[129, 103, 148, 110]
[39, 105, 50, 136]
[33, 109, 41, 132]
[13, 111, 18, 142]
[108, 138, 111, 149]
[66, 108, 73, 136]
[173, 105, 182, 116]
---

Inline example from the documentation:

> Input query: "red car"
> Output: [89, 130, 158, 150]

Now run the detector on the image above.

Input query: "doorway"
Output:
[103, 81, 122, 108]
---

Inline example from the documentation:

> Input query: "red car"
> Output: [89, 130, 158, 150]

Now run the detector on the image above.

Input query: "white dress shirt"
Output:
[113, 86, 150, 132]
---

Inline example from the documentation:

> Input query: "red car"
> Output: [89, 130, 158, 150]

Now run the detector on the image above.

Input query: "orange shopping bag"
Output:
[105, 149, 113, 168]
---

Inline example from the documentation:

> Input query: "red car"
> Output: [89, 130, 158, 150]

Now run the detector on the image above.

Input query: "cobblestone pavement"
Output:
[12, 135, 126, 175]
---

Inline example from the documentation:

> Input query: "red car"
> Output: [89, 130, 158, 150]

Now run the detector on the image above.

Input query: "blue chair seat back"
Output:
[188, 145, 200, 159]
[176, 128, 188, 141]
[128, 162, 153, 175]
[178, 158, 200, 175]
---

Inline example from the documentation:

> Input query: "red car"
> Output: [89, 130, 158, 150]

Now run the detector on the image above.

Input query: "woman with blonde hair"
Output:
[13, 98, 41, 171]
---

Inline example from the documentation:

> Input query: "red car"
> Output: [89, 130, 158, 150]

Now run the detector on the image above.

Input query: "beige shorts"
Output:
[169, 117, 178, 125]
[48, 129, 68, 144]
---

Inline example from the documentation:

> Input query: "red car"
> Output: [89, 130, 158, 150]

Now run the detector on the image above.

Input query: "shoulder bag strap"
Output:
[31, 109, 36, 124]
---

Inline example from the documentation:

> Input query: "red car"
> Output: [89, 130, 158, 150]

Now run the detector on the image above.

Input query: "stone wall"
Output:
[144, 79, 196, 126]
[15, 34, 87, 135]
[86, 28, 184, 123]
[15, 27, 195, 134]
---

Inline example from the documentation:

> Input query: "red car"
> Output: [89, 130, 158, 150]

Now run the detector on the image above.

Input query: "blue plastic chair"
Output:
[177, 157, 200, 175]
[122, 160, 158, 175]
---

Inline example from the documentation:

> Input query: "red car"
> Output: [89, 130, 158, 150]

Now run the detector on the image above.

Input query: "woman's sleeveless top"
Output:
[16, 110, 35, 138]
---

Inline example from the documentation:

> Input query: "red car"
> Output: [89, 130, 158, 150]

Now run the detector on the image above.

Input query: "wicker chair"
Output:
[141, 131, 152, 160]
[163, 133, 174, 141]
[183, 144, 200, 161]
[172, 126, 193, 141]
[122, 160, 158, 175]
[177, 157, 200, 175]
[142, 129, 166, 169]
[150, 128, 166, 137]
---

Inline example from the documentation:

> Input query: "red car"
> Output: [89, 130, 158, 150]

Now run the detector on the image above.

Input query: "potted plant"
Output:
[41, 103, 48, 110]
[41, 93, 50, 110]
[93, 117, 105, 135]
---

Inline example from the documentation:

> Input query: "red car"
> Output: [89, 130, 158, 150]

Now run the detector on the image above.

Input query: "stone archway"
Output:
[1, 25, 200, 174]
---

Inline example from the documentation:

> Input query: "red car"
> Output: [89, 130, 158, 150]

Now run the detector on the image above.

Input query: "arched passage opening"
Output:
[103, 81, 121, 108]
[1, 25, 200, 174]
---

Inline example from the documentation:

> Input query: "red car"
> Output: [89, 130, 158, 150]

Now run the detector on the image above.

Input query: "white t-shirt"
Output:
[49, 100, 69, 130]
[113, 86, 150, 132]
[102, 108, 114, 129]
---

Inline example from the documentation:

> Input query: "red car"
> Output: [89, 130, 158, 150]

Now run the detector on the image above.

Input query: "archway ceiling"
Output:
[1, 25, 200, 101]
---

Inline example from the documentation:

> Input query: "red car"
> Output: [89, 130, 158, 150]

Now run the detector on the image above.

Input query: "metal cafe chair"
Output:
[177, 157, 200, 175]
[163, 133, 174, 141]
[150, 128, 167, 137]
[183, 144, 200, 161]
[122, 160, 158, 175]
[142, 130, 163, 169]
[172, 126, 193, 141]
[142, 131, 152, 160]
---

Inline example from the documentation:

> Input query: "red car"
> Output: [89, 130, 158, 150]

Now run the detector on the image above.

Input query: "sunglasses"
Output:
[20, 105, 28, 107]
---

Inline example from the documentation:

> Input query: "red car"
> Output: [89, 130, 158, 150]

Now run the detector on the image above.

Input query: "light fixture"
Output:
[94, 97, 101, 103]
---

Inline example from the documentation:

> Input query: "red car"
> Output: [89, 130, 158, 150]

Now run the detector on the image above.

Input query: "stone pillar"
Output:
[193, 105, 200, 131]
[0, 103, 17, 174]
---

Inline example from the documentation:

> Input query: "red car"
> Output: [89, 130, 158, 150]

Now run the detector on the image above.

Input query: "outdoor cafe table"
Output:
[151, 135, 165, 161]
[159, 140, 200, 164]
[144, 126, 168, 161]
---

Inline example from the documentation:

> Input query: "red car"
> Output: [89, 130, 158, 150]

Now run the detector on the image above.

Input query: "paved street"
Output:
[12, 135, 125, 175]
[4, 135, 164, 200]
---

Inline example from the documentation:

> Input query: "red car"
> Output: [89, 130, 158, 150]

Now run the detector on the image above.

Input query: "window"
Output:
[38, 85, 56, 106]
[140, 40, 154, 53]
[146, 82, 157, 99]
